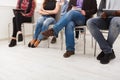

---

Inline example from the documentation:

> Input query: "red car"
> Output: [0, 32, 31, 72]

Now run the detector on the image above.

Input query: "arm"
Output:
[38, 2, 50, 15]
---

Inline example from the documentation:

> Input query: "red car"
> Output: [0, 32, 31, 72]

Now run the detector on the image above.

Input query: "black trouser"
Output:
[75, 28, 84, 39]
[12, 13, 32, 37]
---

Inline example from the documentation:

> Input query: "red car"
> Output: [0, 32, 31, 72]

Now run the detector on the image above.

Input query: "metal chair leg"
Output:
[8, 23, 11, 43]
[22, 24, 25, 45]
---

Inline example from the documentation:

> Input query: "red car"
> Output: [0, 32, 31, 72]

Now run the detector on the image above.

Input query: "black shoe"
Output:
[51, 37, 56, 44]
[97, 51, 105, 60]
[31, 44, 36, 48]
[9, 39, 17, 47]
[28, 42, 32, 47]
[100, 50, 116, 64]
[18, 34, 23, 42]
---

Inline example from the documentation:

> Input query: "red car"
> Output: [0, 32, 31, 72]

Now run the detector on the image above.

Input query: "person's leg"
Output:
[75, 29, 79, 39]
[33, 16, 45, 39]
[63, 21, 75, 58]
[53, 10, 85, 36]
[12, 17, 17, 38]
[9, 17, 17, 47]
[42, 10, 85, 37]
[32, 17, 56, 48]
[87, 18, 112, 53]
[15, 13, 32, 42]
[87, 18, 115, 64]
[28, 16, 45, 47]
[107, 17, 120, 48]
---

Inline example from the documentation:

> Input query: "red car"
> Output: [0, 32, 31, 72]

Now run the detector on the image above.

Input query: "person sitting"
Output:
[42, 0, 97, 58]
[28, 0, 60, 48]
[9, 0, 36, 47]
[87, 0, 120, 64]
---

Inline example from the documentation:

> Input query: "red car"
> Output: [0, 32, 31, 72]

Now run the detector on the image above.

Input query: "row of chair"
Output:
[8, 9, 105, 57]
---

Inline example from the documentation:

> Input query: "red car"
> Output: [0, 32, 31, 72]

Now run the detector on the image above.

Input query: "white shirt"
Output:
[106, 0, 120, 10]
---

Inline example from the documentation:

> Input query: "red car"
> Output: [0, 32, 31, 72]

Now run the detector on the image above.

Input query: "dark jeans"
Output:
[12, 12, 32, 37]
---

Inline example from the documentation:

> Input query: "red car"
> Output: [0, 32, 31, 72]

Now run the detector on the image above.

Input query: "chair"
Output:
[8, 11, 39, 45]
[75, 25, 86, 55]
[47, 6, 64, 50]
[21, 15, 35, 45]
[93, 30, 109, 56]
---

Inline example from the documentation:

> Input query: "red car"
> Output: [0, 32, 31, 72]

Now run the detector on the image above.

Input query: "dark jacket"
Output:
[97, 0, 106, 16]
[67, 0, 97, 20]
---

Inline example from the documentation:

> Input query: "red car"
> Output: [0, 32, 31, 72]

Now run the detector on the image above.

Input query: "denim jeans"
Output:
[87, 17, 120, 54]
[33, 15, 56, 40]
[53, 10, 85, 51]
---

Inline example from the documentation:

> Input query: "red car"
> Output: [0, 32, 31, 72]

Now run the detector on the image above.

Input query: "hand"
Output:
[101, 12, 108, 19]
[21, 12, 25, 16]
[113, 10, 120, 16]
[80, 10, 86, 16]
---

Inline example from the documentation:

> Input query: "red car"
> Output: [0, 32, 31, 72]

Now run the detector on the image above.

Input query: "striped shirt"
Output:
[16, 0, 36, 17]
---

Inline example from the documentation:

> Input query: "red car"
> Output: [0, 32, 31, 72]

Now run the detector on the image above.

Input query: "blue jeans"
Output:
[53, 10, 85, 51]
[87, 17, 120, 54]
[33, 15, 56, 40]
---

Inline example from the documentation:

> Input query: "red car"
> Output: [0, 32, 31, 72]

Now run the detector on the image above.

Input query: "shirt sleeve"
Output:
[24, 0, 36, 17]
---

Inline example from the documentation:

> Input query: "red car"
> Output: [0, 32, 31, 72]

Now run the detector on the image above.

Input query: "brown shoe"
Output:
[51, 36, 57, 44]
[28, 39, 36, 47]
[31, 40, 40, 48]
[42, 37, 48, 40]
[63, 51, 75, 58]
[42, 28, 54, 37]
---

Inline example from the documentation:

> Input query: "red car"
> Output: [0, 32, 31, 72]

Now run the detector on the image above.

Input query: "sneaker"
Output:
[42, 28, 54, 37]
[18, 34, 23, 42]
[100, 50, 116, 64]
[51, 37, 57, 44]
[9, 39, 17, 47]
[97, 51, 105, 60]
[63, 51, 75, 58]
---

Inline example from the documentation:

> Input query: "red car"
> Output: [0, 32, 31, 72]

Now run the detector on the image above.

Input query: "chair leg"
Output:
[60, 30, 63, 50]
[83, 28, 86, 55]
[8, 23, 10, 41]
[94, 41, 97, 56]
[22, 24, 25, 45]
[47, 38, 50, 48]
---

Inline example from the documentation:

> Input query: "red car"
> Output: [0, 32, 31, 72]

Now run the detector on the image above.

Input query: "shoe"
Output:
[42, 28, 54, 37]
[31, 40, 40, 48]
[18, 34, 23, 42]
[28, 42, 32, 47]
[100, 50, 116, 64]
[97, 51, 105, 60]
[51, 37, 56, 44]
[63, 51, 75, 58]
[28, 39, 36, 47]
[9, 39, 17, 47]
[42, 37, 48, 40]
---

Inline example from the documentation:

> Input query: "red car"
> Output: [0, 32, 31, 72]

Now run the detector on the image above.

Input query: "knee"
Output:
[111, 17, 120, 27]
[87, 18, 94, 29]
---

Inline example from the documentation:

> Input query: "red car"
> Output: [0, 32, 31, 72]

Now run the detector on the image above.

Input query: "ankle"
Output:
[34, 40, 40, 47]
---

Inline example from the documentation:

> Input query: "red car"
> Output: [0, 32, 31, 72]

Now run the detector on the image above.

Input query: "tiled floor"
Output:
[0, 30, 120, 80]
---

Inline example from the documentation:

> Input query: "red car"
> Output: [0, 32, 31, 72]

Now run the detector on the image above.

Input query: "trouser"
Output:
[12, 13, 31, 37]
[87, 17, 120, 53]
[53, 10, 85, 51]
